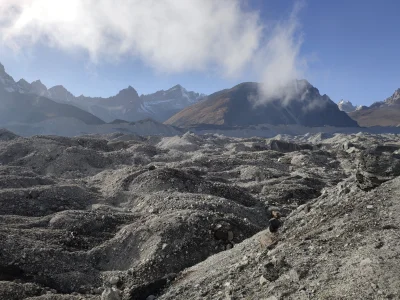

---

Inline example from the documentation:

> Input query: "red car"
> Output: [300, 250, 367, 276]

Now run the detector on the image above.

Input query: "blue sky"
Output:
[0, 0, 399, 106]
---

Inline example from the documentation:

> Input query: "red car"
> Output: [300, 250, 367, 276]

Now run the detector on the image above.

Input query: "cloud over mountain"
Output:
[0, 0, 261, 75]
[0, 0, 307, 105]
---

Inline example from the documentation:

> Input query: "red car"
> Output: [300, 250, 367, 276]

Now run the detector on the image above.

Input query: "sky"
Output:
[0, 0, 399, 106]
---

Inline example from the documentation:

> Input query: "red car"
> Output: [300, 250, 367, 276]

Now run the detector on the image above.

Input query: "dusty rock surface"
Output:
[0, 130, 399, 299]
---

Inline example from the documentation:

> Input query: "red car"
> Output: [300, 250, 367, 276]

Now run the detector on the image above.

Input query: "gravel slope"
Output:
[0, 130, 399, 299]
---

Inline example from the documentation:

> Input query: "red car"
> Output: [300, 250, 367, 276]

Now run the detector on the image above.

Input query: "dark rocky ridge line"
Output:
[341, 88, 400, 127]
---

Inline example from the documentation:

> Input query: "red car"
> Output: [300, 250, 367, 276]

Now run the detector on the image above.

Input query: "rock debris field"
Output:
[0, 129, 399, 299]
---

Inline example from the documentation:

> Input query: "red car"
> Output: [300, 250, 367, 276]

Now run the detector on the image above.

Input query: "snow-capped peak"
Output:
[168, 84, 184, 91]
[385, 88, 400, 105]
[337, 99, 356, 113]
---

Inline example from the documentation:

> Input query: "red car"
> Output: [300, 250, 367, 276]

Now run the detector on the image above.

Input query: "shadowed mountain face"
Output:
[139, 84, 205, 122]
[0, 87, 105, 125]
[73, 86, 144, 122]
[165, 81, 359, 128]
[349, 89, 400, 127]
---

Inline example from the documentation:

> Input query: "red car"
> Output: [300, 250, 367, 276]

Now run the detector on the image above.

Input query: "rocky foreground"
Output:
[0, 129, 399, 299]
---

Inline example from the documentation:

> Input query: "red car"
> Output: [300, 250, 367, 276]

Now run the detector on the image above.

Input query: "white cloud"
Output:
[0, 0, 262, 76]
[256, 1, 307, 105]
[0, 0, 308, 100]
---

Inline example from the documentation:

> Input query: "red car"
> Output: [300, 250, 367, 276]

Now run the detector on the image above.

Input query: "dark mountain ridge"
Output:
[349, 88, 400, 127]
[165, 81, 359, 128]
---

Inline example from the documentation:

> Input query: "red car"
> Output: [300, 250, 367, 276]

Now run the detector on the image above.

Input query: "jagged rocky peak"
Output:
[338, 99, 356, 113]
[116, 85, 139, 98]
[296, 78, 312, 89]
[17, 78, 29, 85]
[166, 84, 187, 97]
[0, 62, 5, 74]
[141, 84, 203, 103]
[30, 79, 48, 95]
[385, 88, 400, 105]
[166, 84, 205, 101]
[169, 84, 184, 91]
[16, 78, 31, 91]
[31, 79, 46, 87]
[48, 85, 75, 102]
[48, 85, 73, 96]
[0, 62, 15, 81]
[49, 84, 68, 92]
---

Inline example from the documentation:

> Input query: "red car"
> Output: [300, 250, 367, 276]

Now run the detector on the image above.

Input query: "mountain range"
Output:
[337, 99, 359, 113]
[2, 61, 400, 131]
[166, 81, 358, 128]
[338, 89, 400, 127]
[0, 64, 105, 126]
[55, 84, 205, 123]
[0, 62, 205, 123]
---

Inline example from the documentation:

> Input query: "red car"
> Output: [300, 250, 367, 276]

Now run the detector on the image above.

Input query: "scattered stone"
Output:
[259, 275, 268, 285]
[28, 190, 40, 199]
[214, 222, 234, 241]
[94, 287, 104, 294]
[109, 276, 119, 286]
[101, 288, 121, 300]
[1, 132, 400, 300]
[269, 218, 281, 233]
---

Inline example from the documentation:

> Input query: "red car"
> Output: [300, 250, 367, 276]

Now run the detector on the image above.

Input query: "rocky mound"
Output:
[159, 174, 400, 299]
[0, 131, 399, 299]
